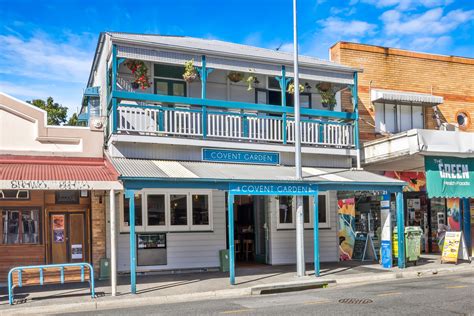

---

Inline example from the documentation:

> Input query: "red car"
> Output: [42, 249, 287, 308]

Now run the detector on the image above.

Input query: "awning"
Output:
[425, 156, 474, 198]
[111, 158, 405, 191]
[371, 89, 443, 105]
[0, 156, 122, 190]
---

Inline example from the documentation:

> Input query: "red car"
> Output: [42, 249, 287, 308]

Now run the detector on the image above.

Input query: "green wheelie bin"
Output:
[219, 249, 230, 272]
[405, 226, 423, 265]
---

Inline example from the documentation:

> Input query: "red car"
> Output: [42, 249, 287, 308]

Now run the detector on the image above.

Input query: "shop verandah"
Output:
[111, 159, 407, 293]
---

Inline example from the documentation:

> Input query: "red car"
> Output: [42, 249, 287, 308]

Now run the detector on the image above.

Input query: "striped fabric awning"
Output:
[371, 89, 443, 105]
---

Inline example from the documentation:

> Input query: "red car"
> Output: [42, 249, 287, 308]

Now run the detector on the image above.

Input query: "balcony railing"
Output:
[113, 103, 355, 148]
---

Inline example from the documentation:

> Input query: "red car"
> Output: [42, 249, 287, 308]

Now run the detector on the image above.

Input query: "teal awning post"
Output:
[313, 190, 320, 276]
[396, 191, 406, 269]
[462, 198, 471, 254]
[125, 190, 137, 294]
[227, 193, 235, 285]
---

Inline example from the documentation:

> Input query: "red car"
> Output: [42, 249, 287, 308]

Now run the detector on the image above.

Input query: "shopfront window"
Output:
[170, 194, 188, 226]
[278, 196, 293, 228]
[124, 195, 143, 227]
[1, 208, 40, 244]
[192, 194, 209, 226]
[147, 195, 166, 226]
[277, 193, 330, 229]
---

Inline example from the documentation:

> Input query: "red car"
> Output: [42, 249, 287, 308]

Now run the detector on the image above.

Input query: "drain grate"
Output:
[338, 298, 373, 304]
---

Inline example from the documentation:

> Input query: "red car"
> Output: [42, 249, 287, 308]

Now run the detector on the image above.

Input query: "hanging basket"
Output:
[183, 59, 198, 83]
[228, 71, 244, 83]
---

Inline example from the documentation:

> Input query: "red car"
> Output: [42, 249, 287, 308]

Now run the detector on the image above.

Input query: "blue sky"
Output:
[1, 0, 473, 115]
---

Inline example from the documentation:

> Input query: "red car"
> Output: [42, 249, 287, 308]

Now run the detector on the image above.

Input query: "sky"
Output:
[1, 0, 473, 116]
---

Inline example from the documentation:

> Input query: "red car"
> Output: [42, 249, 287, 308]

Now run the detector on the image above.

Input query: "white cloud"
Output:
[318, 17, 378, 37]
[381, 8, 474, 35]
[353, 0, 454, 10]
[0, 32, 93, 83]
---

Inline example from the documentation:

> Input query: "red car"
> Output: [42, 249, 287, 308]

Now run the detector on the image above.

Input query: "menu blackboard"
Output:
[352, 234, 367, 260]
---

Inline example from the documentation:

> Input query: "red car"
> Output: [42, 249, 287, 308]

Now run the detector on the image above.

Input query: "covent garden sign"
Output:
[424, 156, 474, 198]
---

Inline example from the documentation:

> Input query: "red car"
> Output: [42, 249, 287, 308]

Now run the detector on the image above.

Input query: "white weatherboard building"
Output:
[82, 32, 405, 289]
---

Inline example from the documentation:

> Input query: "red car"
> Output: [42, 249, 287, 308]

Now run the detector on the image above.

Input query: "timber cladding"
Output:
[330, 42, 474, 142]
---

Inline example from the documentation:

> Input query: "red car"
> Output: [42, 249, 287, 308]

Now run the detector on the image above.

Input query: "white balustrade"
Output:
[207, 113, 242, 139]
[248, 116, 283, 142]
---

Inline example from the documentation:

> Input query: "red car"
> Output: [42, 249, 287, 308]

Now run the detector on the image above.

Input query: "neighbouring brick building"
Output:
[330, 42, 473, 257]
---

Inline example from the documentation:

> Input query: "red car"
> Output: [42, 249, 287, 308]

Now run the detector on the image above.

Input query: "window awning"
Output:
[111, 158, 405, 191]
[0, 156, 122, 190]
[371, 89, 443, 105]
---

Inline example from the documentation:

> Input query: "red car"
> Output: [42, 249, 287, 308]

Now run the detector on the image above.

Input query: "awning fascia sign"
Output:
[229, 182, 317, 196]
[202, 148, 280, 165]
[425, 156, 474, 198]
[1, 180, 123, 191]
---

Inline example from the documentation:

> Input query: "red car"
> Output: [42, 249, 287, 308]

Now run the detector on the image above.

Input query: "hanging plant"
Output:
[246, 75, 259, 91]
[316, 83, 337, 110]
[227, 71, 244, 83]
[124, 59, 151, 90]
[287, 83, 305, 94]
[183, 59, 198, 83]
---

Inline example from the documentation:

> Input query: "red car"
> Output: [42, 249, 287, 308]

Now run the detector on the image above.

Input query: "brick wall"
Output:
[330, 42, 474, 143]
[91, 191, 106, 273]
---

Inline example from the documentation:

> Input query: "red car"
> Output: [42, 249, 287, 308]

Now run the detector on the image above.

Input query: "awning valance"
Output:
[111, 158, 405, 191]
[371, 89, 443, 105]
[0, 156, 122, 190]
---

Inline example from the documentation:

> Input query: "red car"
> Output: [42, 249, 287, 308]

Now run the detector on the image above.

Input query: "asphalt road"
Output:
[61, 272, 474, 316]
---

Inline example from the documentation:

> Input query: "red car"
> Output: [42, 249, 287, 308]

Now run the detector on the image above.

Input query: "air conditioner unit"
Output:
[439, 123, 458, 131]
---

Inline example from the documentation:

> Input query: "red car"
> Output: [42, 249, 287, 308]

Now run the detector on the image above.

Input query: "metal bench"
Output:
[8, 263, 95, 305]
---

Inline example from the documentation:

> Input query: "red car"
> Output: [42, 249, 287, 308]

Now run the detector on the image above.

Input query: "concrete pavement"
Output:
[0, 255, 472, 315]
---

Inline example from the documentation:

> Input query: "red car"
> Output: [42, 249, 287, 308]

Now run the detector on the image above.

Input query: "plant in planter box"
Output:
[227, 71, 244, 83]
[287, 83, 305, 94]
[316, 83, 337, 110]
[183, 59, 198, 82]
[124, 59, 151, 90]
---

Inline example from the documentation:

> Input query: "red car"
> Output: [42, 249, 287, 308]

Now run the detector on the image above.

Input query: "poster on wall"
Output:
[384, 171, 426, 192]
[71, 244, 83, 260]
[338, 197, 356, 261]
[53, 230, 65, 242]
[447, 198, 461, 231]
[52, 215, 65, 243]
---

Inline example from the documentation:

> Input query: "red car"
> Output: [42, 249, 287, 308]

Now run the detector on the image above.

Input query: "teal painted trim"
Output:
[118, 57, 126, 66]
[462, 198, 471, 251]
[396, 192, 406, 269]
[112, 98, 118, 133]
[352, 72, 360, 150]
[313, 191, 320, 276]
[158, 110, 164, 131]
[281, 66, 288, 144]
[243, 115, 249, 137]
[228, 193, 235, 285]
[112, 90, 356, 120]
[112, 45, 117, 93]
[201, 55, 208, 138]
[125, 189, 137, 294]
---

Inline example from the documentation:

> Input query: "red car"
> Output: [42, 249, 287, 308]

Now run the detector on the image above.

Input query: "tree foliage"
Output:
[67, 113, 79, 126]
[28, 97, 68, 125]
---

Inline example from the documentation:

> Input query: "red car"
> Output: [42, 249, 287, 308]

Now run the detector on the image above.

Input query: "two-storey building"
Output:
[331, 42, 473, 258]
[83, 32, 406, 289]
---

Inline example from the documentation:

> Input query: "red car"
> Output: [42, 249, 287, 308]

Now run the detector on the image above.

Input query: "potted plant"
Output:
[287, 83, 305, 94]
[316, 83, 337, 110]
[183, 59, 198, 82]
[124, 59, 151, 90]
[227, 71, 244, 83]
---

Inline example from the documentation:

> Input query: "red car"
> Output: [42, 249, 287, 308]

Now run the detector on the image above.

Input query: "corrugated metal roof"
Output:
[107, 32, 357, 73]
[111, 158, 405, 185]
[0, 156, 119, 181]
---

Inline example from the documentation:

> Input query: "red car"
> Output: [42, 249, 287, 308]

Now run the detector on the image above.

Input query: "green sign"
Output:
[425, 156, 474, 198]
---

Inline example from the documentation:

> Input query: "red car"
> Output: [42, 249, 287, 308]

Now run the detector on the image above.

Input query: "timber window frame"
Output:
[0, 208, 41, 245]
[276, 192, 330, 230]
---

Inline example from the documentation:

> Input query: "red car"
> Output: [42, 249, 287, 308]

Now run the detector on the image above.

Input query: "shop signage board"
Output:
[229, 182, 317, 196]
[425, 156, 474, 198]
[202, 148, 280, 165]
[441, 231, 470, 264]
[380, 195, 392, 268]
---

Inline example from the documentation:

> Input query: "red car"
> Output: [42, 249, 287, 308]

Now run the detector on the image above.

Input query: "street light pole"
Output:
[293, 0, 305, 277]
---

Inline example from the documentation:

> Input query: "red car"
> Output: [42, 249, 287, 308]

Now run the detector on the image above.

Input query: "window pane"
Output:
[22, 209, 39, 244]
[384, 103, 396, 133]
[412, 106, 423, 129]
[303, 196, 310, 223]
[154, 64, 184, 79]
[400, 105, 412, 132]
[300, 94, 311, 109]
[1, 210, 20, 244]
[268, 77, 280, 90]
[155, 81, 168, 95]
[256, 90, 267, 104]
[318, 195, 327, 223]
[279, 196, 293, 224]
[124, 195, 143, 226]
[170, 194, 188, 226]
[147, 195, 166, 226]
[172, 82, 186, 96]
[374, 103, 384, 133]
[192, 195, 209, 226]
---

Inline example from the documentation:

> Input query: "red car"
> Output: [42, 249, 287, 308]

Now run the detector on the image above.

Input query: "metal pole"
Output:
[313, 192, 320, 276]
[293, 0, 305, 277]
[396, 191, 406, 269]
[110, 189, 117, 296]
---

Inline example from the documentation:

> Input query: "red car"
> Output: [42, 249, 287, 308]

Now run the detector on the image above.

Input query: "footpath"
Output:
[0, 255, 472, 315]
